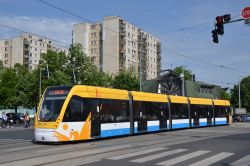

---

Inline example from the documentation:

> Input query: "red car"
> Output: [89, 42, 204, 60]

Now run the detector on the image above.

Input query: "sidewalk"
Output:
[231, 122, 250, 128]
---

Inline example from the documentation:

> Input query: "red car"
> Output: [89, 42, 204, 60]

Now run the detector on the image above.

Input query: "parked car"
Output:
[232, 115, 240, 122]
[6, 113, 24, 124]
[246, 115, 250, 122]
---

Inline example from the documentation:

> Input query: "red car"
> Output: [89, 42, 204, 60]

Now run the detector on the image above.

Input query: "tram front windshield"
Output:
[39, 88, 69, 122]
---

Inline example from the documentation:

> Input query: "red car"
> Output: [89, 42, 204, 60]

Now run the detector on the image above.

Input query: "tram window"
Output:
[63, 96, 83, 122]
[190, 104, 213, 118]
[133, 101, 146, 121]
[214, 106, 229, 117]
[63, 96, 98, 122]
[133, 101, 168, 121]
[100, 99, 129, 123]
[171, 103, 189, 119]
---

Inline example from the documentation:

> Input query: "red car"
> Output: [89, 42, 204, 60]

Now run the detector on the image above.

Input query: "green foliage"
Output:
[174, 66, 192, 80]
[0, 44, 142, 109]
[0, 64, 28, 107]
[230, 76, 250, 112]
[67, 43, 99, 85]
[0, 60, 3, 71]
[221, 90, 230, 100]
[112, 71, 140, 91]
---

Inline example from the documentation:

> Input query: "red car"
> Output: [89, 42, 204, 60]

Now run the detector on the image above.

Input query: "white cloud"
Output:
[0, 14, 76, 47]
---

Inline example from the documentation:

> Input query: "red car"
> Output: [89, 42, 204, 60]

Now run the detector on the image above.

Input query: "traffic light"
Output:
[223, 14, 231, 22]
[216, 16, 224, 35]
[212, 30, 218, 43]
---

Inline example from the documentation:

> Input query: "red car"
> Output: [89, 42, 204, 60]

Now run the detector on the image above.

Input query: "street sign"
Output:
[242, 7, 250, 19]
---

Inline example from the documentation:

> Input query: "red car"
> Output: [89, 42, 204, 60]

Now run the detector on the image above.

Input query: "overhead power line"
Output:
[28, 0, 250, 77]
[0, 23, 70, 47]
[162, 49, 250, 75]
[0, 23, 121, 59]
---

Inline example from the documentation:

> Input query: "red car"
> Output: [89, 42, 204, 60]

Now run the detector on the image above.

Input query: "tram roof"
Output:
[71, 85, 129, 100]
[131, 91, 167, 102]
[169, 95, 188, 104]
[189, 97, 213, 105]
[213, 99, 230, 106]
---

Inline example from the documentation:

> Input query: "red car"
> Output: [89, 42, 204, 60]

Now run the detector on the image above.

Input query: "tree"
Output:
[15, 71, 39, 109]
[231, 76, 250, 112]
[0, 68, 18, 108]
[40, 50, 70, 88]
[0, 60, 3, 72]
[221, 90, 230, 100]
[66, 44, 100, 85]
[174, 66, 192, 80]
[112, 71, 140, 91]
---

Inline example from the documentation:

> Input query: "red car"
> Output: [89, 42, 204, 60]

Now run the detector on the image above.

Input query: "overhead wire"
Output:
[3, 1, 248, 86]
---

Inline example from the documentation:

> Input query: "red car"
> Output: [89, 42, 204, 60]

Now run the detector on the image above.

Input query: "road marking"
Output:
[71, 159, 101, 166]
[130, 149, 188, 163]
[189, 152, 234, 166]
[0, 138, 30, 143]
[231, 155, 250, 166]
[107, 147, 167, 160]
[0, 144, 131, 166]
[157, 150, 210, 166]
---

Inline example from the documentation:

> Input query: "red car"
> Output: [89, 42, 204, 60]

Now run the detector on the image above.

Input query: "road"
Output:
[0, 123, 249, 166]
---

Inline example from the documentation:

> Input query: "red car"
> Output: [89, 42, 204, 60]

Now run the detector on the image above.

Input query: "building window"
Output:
[91, 32, 97, 37]
[128, 32, 130, 37]
[5, 54, 8, 58]
[4, 60, 8, 64]
[35, 48, 37, 51]
[5, 47, 7, 51]
[35, 41, 37, 45]
[5, 41, 9, 45]
[91, 25, 96, 29]
[30, 53, 32, 57]
[30, 40, 32, 44]
[91, 40, 96, 46]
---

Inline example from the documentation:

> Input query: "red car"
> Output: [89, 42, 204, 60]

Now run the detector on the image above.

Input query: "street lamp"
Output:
[30, 60, 49, 102]
[238, 76, 244, 109]
[181, 65, 188, 96]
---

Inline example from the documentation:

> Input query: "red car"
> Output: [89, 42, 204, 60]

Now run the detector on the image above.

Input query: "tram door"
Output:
[160, 109, 167, 129]
[207, 109, 213, 125]
[225, 108, 230, 123]
[138, 110, 147, 132]
[193, 111, 199, 127]
[91, 104, 101, 138]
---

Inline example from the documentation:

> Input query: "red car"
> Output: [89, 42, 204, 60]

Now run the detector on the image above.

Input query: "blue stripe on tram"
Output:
[172, 123, 189, 129]
[101, 128, 130, 137]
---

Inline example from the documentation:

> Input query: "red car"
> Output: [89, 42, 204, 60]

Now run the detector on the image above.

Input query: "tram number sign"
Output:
[242, 7, 250, 19]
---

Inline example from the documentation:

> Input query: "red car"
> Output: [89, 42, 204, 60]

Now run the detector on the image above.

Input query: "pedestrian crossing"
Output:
[105, 147, 250, 166]
[0, 138, 33, 153]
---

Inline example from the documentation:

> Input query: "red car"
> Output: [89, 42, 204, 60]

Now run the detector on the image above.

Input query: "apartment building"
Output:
[0, 33, 68, 70]
[73, 16, 161, 80]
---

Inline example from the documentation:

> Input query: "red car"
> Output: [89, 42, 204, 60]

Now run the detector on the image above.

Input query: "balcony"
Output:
[119, 38, 126, 46]
[120, 48, 126, 54]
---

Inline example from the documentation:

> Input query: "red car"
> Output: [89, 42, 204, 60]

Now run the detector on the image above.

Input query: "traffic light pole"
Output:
[212, 15, 246, 43]
[223, 18, 245, 24]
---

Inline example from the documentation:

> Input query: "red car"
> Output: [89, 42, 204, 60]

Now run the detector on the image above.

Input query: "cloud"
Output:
[0, 14, 76, 47]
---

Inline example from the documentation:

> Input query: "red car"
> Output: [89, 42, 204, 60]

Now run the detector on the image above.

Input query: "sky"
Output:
[0, 0, 249, 89]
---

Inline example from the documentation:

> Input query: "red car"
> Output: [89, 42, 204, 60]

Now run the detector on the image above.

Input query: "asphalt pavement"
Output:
[0, 122, 249, 166]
